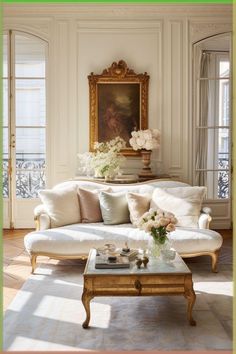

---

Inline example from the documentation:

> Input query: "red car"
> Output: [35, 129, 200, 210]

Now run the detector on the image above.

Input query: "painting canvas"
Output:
[97, 83, 140, 145]
[89, 60, 149, 156]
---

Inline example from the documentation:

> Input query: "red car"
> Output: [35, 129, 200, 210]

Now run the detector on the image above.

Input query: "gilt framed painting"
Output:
[88, 60, 149, 156]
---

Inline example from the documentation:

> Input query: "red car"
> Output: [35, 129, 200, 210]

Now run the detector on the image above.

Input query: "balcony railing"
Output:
[218, 157, 229, 199]
[3, 158, 45, 198]
[2, 157, 230, 199]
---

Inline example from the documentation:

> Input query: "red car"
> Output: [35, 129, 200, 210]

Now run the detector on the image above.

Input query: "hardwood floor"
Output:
[3, 229, 51, 311]
[3, 228, 233, 312]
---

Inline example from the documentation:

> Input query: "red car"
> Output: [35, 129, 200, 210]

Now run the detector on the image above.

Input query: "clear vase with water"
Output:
[148, 235, 171, 259]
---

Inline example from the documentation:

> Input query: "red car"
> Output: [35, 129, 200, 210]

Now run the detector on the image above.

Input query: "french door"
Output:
[193, 33, 232, 229]
[3, 31, 47, 228]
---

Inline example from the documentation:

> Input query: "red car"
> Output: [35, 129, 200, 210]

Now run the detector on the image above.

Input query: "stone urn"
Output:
[139, 150, 155, 178]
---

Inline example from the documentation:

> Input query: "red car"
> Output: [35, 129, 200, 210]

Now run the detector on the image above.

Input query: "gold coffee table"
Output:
[82, 249, 196, 328]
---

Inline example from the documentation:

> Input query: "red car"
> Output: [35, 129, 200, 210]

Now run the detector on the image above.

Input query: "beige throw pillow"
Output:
[78, 187, 111, 223]
[126, 192, 151, 225]
[99, 191, 130, 225]
[38, 186, 81, 228]
[150, 186, 206, 228]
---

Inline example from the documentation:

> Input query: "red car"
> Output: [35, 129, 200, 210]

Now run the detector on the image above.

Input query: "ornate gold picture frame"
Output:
[88, 60, 149, 156]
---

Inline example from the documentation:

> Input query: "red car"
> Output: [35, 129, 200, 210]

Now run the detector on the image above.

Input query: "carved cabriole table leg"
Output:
[184, 275, 196, 326]
[82, 279, 94, 329]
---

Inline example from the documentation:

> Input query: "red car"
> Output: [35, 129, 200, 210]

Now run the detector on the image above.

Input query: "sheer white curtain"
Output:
[195, 52, 211, 186]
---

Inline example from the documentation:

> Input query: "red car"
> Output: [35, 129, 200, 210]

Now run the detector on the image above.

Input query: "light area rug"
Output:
[4, 260, 232, 351]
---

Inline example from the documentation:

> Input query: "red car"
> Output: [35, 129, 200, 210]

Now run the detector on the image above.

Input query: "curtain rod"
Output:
[202, 50, 229, 53]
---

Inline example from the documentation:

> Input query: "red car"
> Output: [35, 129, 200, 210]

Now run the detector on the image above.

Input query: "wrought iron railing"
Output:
[218, 157, 229, 199]
[2, 157, 230, 199]
[3, 158, 46, 198]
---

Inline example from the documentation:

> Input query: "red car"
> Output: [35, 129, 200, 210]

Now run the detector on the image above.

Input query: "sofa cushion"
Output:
[99, 191, 130, 225]
[24, 223, 222, 256]
[78, 187, 111, 223]
[126, 192, 151, 225]
[151, 186, 206, 228]
[38, 186, 80, 228]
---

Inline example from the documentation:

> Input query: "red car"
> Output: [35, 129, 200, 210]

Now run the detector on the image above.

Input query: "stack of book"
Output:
[120, 249, 139, 260]
[95, 255, 130, 269]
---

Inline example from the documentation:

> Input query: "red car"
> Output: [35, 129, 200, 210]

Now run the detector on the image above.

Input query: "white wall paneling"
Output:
[170, 21, 183, 171]
[77, 20, 163, 175]
[3, 4, 232, 228]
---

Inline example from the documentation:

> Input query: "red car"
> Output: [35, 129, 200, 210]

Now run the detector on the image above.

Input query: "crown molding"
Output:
[3, 3, 232, 18]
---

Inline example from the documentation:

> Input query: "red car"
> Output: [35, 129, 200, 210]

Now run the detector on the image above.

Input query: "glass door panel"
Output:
[15, 34, 46, 77]
[3, 34, 8, 78]
[14, 32, 46, 202]
[15, 79, 46, 126]
[3, 30, 47, 227]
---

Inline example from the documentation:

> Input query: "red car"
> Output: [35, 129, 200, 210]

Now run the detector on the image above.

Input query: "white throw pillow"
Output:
[126, 192, 151, 226]
[150, 186, 206, 228]
[38, 186, 81, 228]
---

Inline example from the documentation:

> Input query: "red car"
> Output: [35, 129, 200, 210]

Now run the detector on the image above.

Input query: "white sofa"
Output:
[24, 179, 223, 273]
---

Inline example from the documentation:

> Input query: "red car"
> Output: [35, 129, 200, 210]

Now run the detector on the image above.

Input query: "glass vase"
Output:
[148, 236, 172, 259]
[94, 169, 104, 179]
[148, 238, 162, 259]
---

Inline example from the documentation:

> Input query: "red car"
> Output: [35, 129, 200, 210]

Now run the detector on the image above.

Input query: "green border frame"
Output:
[2, 0, 233, 3]
[233, 2, 236, 353]
[0, 0, 234, 353]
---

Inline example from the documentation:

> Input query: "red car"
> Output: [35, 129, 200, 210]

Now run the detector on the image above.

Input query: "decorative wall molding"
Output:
[4, 4, 232, 17]
[76, 21, 163, 173]
[170, 20, 183, 170]
[189, 21, 232, 43]
[76, 20, 162, 32]
[54, 20, 70, 171]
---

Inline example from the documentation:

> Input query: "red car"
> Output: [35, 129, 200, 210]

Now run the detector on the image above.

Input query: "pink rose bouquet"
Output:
[137, 209, 178, 245]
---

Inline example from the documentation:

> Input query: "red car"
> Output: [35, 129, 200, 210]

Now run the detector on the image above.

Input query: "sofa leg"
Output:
[211, 250, 219, 273]
[30, 254, 37, 274]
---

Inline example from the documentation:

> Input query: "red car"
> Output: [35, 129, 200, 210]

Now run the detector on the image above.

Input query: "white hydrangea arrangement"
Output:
[137, 209, 178, 244]
[78, 136, 126, 178]
[129, 129, 161, 151]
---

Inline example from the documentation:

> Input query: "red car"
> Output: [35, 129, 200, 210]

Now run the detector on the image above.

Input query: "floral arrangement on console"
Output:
[129, 129, 161, 151]
[78, 136, 126, 178]
[129, 129, 161, 177]
[137, 209, 178, 247]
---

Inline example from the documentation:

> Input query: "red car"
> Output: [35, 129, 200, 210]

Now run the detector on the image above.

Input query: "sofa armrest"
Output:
[198, 207, 212, 229]
[34, 204, 51, 231]
[201, 206, 212, 215]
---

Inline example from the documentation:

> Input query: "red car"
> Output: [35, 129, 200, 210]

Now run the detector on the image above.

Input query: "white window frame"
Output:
[194, 50, 231, 201]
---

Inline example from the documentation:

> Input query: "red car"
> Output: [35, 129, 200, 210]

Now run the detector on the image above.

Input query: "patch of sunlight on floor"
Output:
[195, 281, 233, 295]
[53, 279, 82, 287]
[32, 294, 111, 328]
[91, 302, 111, 329]
[7, 291, 32, 311]
[7, 336, 83, 351]
[33, 295, 81, 321]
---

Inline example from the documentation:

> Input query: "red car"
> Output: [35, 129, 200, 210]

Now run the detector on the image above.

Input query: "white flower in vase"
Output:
[129, 128, 161, 177]
[78, 136, 126, 179]
[129, 128, 161, 152]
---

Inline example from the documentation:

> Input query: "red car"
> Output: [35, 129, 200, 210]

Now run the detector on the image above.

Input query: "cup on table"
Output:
[161, 249, 176, 263]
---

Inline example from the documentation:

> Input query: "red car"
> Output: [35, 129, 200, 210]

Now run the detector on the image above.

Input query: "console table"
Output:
[74, 174, 173, 184]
